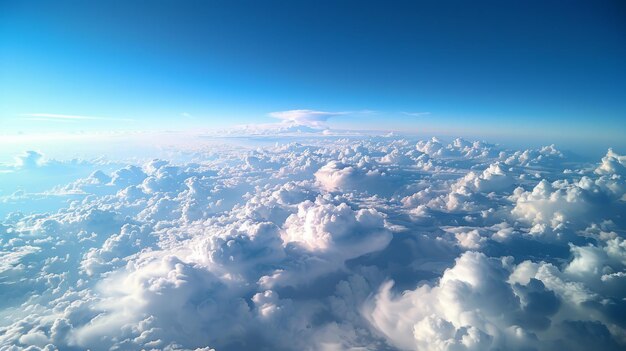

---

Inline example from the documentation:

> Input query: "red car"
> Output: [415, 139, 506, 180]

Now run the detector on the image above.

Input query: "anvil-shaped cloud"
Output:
[269, 109, 348, 127]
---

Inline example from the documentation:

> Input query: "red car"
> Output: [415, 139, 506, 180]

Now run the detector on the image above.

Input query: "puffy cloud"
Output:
[314, 160, 398, 196]
[367, 252, 524, 351]
[252, 198, 393, 288]
[80, 223, 155, 276]
[72, 255, 248, 350]
[14, 151, 45, 169]
[595, 148, 626, 176]
[414, 138, 498, 160]
[379, 148, 415, 165]
[511, 151, 626, 235]
[282, 199, 392, 259]
[457, 163, 514, 193]
[367, 249, 624, 351]
[502, 144, 564, 167]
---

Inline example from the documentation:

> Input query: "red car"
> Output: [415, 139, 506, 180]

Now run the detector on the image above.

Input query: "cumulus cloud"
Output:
[315, 160, 396, 195]
[0, 137, 624, 351]
[368, 248, 625, 351]
[510, 150, 626, 236]
[14, 151, 45, 169]
[267, 198, 392, 286]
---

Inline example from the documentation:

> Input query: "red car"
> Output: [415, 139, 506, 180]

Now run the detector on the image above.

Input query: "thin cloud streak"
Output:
[402, 111, 431, 117]
[22, 113, 135, 122]
[22, 117, 76, 123]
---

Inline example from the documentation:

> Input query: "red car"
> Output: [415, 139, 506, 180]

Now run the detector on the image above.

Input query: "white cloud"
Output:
[367, 248, 626, 351]
[402, 111, 431, 117]
[510, 152, 626, 235]
[268, 109, 348, 127]
[1, 138, 624, 351]
[22, 113, 134, 122]
[14, 150, 44, 169]
[281, 198, 391, 258]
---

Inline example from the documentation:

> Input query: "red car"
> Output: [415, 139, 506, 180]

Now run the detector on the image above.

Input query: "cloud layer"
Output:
[1, 136, 624, 350]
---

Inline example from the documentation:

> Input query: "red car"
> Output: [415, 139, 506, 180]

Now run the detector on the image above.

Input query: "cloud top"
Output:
[268, 109, 347, 126]
[0, 136, 624, 351]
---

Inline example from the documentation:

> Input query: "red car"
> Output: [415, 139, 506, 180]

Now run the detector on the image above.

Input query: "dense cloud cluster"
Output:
[1, 136, 625, 350]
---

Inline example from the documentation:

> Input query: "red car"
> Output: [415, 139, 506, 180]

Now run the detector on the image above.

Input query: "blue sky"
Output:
[1, 0, 625, 148]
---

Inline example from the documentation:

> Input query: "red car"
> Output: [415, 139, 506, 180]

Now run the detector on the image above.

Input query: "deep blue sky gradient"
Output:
[1, 0, 625, 145]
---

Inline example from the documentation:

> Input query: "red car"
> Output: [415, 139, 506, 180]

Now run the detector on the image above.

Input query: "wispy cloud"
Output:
[269, 109, 349, 127]
[181, 112, 194, 119]
[402, 111, 431, 117]
[22, 117, 76, 123]
[21, 113, 134, 122]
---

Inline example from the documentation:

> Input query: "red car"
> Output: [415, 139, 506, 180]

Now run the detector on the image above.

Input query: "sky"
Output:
[2, 3, 626, 350]
[1, 0, 625, 152]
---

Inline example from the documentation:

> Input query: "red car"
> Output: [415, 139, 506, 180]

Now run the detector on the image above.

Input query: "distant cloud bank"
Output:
[269, 109, 348, 126]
